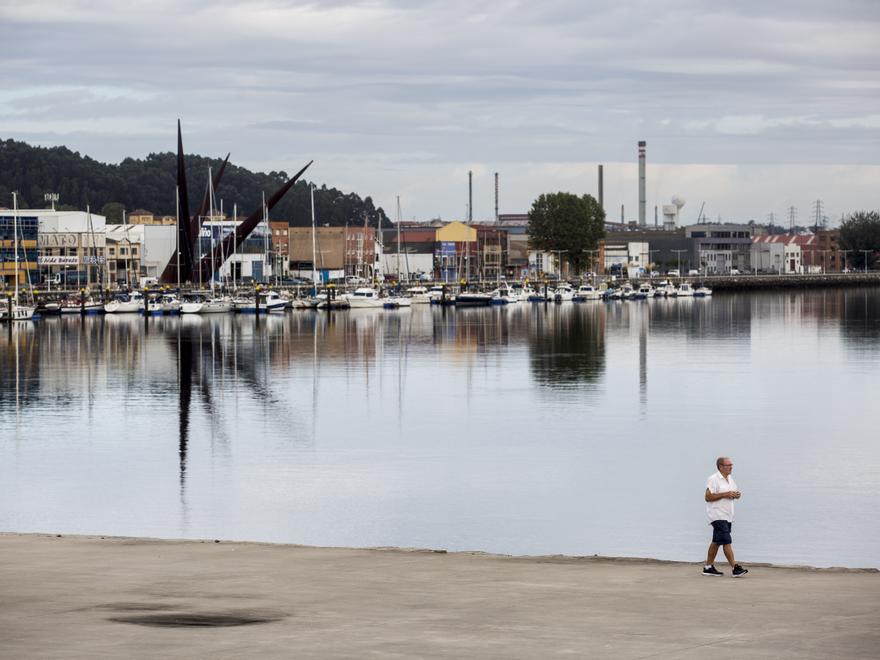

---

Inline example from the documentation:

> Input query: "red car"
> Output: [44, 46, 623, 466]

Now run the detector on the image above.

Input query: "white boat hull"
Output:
[104, 301, 141, 313]
[0, 304, 35, 321]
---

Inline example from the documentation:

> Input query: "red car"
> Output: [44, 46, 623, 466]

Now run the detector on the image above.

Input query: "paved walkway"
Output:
[1, 534, 878, 659]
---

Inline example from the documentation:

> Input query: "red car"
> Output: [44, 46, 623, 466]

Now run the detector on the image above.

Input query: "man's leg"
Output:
[722, 543, 736, 568]
[706, 542, 720, 566]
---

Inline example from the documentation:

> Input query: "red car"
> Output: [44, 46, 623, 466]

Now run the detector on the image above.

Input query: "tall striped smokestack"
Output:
[598, 164, 604, 210]
[638, 141, 646, 226]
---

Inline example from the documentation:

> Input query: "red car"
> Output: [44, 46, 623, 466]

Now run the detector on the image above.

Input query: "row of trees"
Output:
[839, 211, 880, 268]
[0, 139, 388, 227]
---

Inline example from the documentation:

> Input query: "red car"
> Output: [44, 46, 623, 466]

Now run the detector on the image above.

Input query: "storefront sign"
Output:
[38, 234, 78, 248]
[38, 256, 79, 265]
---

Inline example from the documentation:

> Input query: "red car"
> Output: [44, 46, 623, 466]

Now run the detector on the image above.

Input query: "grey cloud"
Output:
[1, 0, 878, 219]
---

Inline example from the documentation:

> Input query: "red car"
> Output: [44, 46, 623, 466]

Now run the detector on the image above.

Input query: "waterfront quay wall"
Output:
[665, 272, 880, 292]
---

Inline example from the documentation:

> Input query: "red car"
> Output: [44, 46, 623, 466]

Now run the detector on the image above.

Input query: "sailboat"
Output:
[0, 193, 35, 321]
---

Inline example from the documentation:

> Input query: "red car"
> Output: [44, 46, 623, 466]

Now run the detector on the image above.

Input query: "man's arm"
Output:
[705, 488, 740, 502]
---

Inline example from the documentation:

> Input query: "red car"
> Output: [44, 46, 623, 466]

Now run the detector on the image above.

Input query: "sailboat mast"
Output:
[12, 192, 18, 303]
[362, 212, 368, 283]
[396, 196, 401, 283]
[309, 184, 318, 290]
[232, 202, 238, 290]
[86, 205, 93, 290]
[219, 199, 225, 289]
[208, 169, 217, 292]
[262, 191, 268, 285]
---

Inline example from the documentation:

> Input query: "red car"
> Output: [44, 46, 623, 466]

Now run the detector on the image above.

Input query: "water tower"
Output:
[662, 197, 685, 230]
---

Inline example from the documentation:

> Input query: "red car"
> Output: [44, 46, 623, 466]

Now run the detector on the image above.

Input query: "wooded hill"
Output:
[0, 138, 388, 227]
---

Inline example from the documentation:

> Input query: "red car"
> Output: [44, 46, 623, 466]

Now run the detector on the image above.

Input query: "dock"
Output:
[1, 533, 877, 658]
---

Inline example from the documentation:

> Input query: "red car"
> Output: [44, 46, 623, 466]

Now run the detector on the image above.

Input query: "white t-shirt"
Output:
[706, 471, 737, 522]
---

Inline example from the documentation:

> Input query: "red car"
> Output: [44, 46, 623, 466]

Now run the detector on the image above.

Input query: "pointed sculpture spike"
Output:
[197, 160, 313, 282]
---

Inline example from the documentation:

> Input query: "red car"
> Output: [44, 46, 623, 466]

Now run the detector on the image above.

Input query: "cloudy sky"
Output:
[3, 0, 878, 224]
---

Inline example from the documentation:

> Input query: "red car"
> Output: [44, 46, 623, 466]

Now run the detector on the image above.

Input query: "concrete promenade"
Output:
[1, 533, 878, 659]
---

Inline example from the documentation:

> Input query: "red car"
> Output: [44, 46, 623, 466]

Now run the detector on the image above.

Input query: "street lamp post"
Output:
[553, 250, 568, 280]
[860, 250, 871, 273]
[840, 249, 851, 273]
[672, 250, 687, 279]
[648, 249, 660, 276]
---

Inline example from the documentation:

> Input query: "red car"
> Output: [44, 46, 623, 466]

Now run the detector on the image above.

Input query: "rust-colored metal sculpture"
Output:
[195, 159, 312, 283]
[160, 121, 310, 285]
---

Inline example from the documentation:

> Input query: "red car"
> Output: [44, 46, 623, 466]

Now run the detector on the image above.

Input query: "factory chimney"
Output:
[598, 164, 604, 211]
[638, 141, 646, 226]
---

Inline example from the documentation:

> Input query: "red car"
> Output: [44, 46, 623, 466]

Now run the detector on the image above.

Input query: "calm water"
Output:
[1, 289, 879, 568]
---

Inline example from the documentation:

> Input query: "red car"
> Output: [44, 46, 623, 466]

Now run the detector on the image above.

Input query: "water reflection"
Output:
[1, 291, 879, 567]
[527, 304, 606, 389]
[839, 287, 880, 345]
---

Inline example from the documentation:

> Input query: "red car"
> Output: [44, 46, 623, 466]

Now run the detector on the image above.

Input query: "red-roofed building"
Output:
[751, 235, 802, 274]
[789, 230, 841, 273]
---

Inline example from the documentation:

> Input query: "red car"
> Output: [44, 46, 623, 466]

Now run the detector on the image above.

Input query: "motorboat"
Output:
[316, 297, 351, 310]
[60, 297, 104, 314]
[236, 290, 288, 313]
[38, 301, 61, 315]
[619, 283, 635, 300]
[345, 287, 385, 309]
[675, 282, 695, 297]
[553, 283, 574, 303]
[104, 291, 144, 313]
[694, 286, 713, 297]
[406, 286, 431, 304]
[455, 290, 493, 306]
[527, 287, 548, 302]
[631, 283, 654, 300]
[428, 285, 454, 305]
[161, 293, 182, 314]
[489, 284, 519, 304]
[573, 284, 601, 301]
[383, 296, 413, 309]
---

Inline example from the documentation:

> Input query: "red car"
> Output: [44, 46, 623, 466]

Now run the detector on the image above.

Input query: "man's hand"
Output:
[729, 491, 741, 499]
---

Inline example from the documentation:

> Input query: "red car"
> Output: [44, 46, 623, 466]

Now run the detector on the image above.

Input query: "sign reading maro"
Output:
[38, 234, 78, 248]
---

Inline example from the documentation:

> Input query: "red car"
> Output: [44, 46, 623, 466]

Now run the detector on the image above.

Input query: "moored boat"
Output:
[104, 291, 144, 314]
[573, 284, 600, 301]
[455, 291, 493, 306]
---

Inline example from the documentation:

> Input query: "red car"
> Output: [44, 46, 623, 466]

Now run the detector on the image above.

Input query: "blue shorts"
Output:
[711, 520, 733, 545]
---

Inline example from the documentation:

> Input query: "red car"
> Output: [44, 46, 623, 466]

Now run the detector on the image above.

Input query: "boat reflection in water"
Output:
[1, 289, 879, 568]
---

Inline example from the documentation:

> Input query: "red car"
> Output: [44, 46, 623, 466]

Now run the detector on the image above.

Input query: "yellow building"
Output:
[435, 220, 476, 243]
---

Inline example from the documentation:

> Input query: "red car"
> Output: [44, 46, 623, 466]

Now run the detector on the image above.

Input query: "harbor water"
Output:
[1, 288, 879, 568]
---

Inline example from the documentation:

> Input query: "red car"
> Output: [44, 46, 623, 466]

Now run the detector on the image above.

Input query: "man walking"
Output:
[703, 456, 748, 577]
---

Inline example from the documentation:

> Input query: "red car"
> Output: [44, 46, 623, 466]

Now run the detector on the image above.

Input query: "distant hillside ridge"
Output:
[0, 138, 387, 227]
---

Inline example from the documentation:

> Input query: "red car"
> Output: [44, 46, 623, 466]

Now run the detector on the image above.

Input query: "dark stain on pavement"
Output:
[109, 611, 284, 628]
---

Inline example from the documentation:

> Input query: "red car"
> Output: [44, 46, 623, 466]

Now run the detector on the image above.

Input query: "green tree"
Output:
[527, 192, 605, 274]
[101, 202, 126, 223]
[839, 210, 880, 268]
